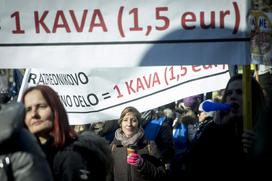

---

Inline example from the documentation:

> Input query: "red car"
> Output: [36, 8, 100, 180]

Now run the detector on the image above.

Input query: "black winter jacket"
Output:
[42, 131, 113, 181]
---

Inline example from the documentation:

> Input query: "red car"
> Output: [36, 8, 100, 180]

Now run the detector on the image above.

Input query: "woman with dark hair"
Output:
[173, 74, 267, 180]
[110, 106, 167, 181]
[21, 85, 113, 181]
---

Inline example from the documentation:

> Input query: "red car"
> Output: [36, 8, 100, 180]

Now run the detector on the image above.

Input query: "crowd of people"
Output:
[0, 71, 271, 180]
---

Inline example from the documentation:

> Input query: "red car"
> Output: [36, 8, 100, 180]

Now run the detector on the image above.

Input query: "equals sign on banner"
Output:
[102, 92, 111, 99]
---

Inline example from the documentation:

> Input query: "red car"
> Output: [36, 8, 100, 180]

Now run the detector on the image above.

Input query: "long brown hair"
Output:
[22, 85, 77, 148]
[221, 74, 266, 125]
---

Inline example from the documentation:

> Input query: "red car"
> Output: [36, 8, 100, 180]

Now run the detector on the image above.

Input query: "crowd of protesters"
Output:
[1, 68, 272, 180]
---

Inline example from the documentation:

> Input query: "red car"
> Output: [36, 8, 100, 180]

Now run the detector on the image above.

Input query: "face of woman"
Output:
[121, 112, 139, 138]
[24, 90, 54, 137]
[224, 79, 243, 118]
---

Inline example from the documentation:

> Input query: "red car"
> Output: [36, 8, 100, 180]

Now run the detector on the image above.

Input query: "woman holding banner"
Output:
[174, 74, 267, 179]
[21, 85, 112, 181]
[110, 106, 167, 181]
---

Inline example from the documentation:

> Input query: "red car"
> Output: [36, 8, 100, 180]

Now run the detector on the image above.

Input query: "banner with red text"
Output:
[0, 0, 250, 68]
[18, 65, 229, 125]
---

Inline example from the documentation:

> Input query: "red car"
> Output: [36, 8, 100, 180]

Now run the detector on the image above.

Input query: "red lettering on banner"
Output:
[180, 66, 187, 76]
[181, 10, 230, 30]
[203, 65, 213, 69]
[126, 80, 136, 95]
[192, 65, 219, 72]
[152, 72, 161, 86]
[125, 72, 161, 95]
[200, 11, 215, 29]
[21, 3, 237, 35]
[11, 11, 25, 34]
[53, 11, 71, 33]
[220, 11, 230, 28]
[143, 74, 152, 88]
[136, 78, 145, 92]
[89, 9, 108, 32]
[34, 10, 108, 33]
[182, 12, 196, 30]
[142, 72, 161, 88]
[35, 11, 50, 33]
[70, 10, 88, 32]
[192, 65, 201, 72]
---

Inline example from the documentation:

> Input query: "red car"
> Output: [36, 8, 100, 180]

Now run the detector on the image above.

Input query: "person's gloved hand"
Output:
[127, 153, 144, 167]
[242, 129, 256, 154]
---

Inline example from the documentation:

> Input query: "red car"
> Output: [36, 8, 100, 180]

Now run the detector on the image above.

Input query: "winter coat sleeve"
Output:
[137, 154, 167, 180]
[53, 149, 88, 181]
[3, 151, 53, 181]
[0, 102, 53, 181]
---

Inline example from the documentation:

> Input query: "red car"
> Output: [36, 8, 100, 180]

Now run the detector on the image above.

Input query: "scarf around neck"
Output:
[115, 127, 144, 147]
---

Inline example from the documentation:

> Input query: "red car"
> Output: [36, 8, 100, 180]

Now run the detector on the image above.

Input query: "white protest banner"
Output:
[248, 6, 272, 65]
[0, 0, 250, 68]
[18, 65, 229, 125]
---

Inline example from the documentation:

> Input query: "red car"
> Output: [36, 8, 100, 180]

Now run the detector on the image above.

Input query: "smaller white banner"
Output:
[18, 65, 230, 125]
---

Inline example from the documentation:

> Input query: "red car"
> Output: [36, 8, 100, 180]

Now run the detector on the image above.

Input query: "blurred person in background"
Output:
[174, 74, 268, 179]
